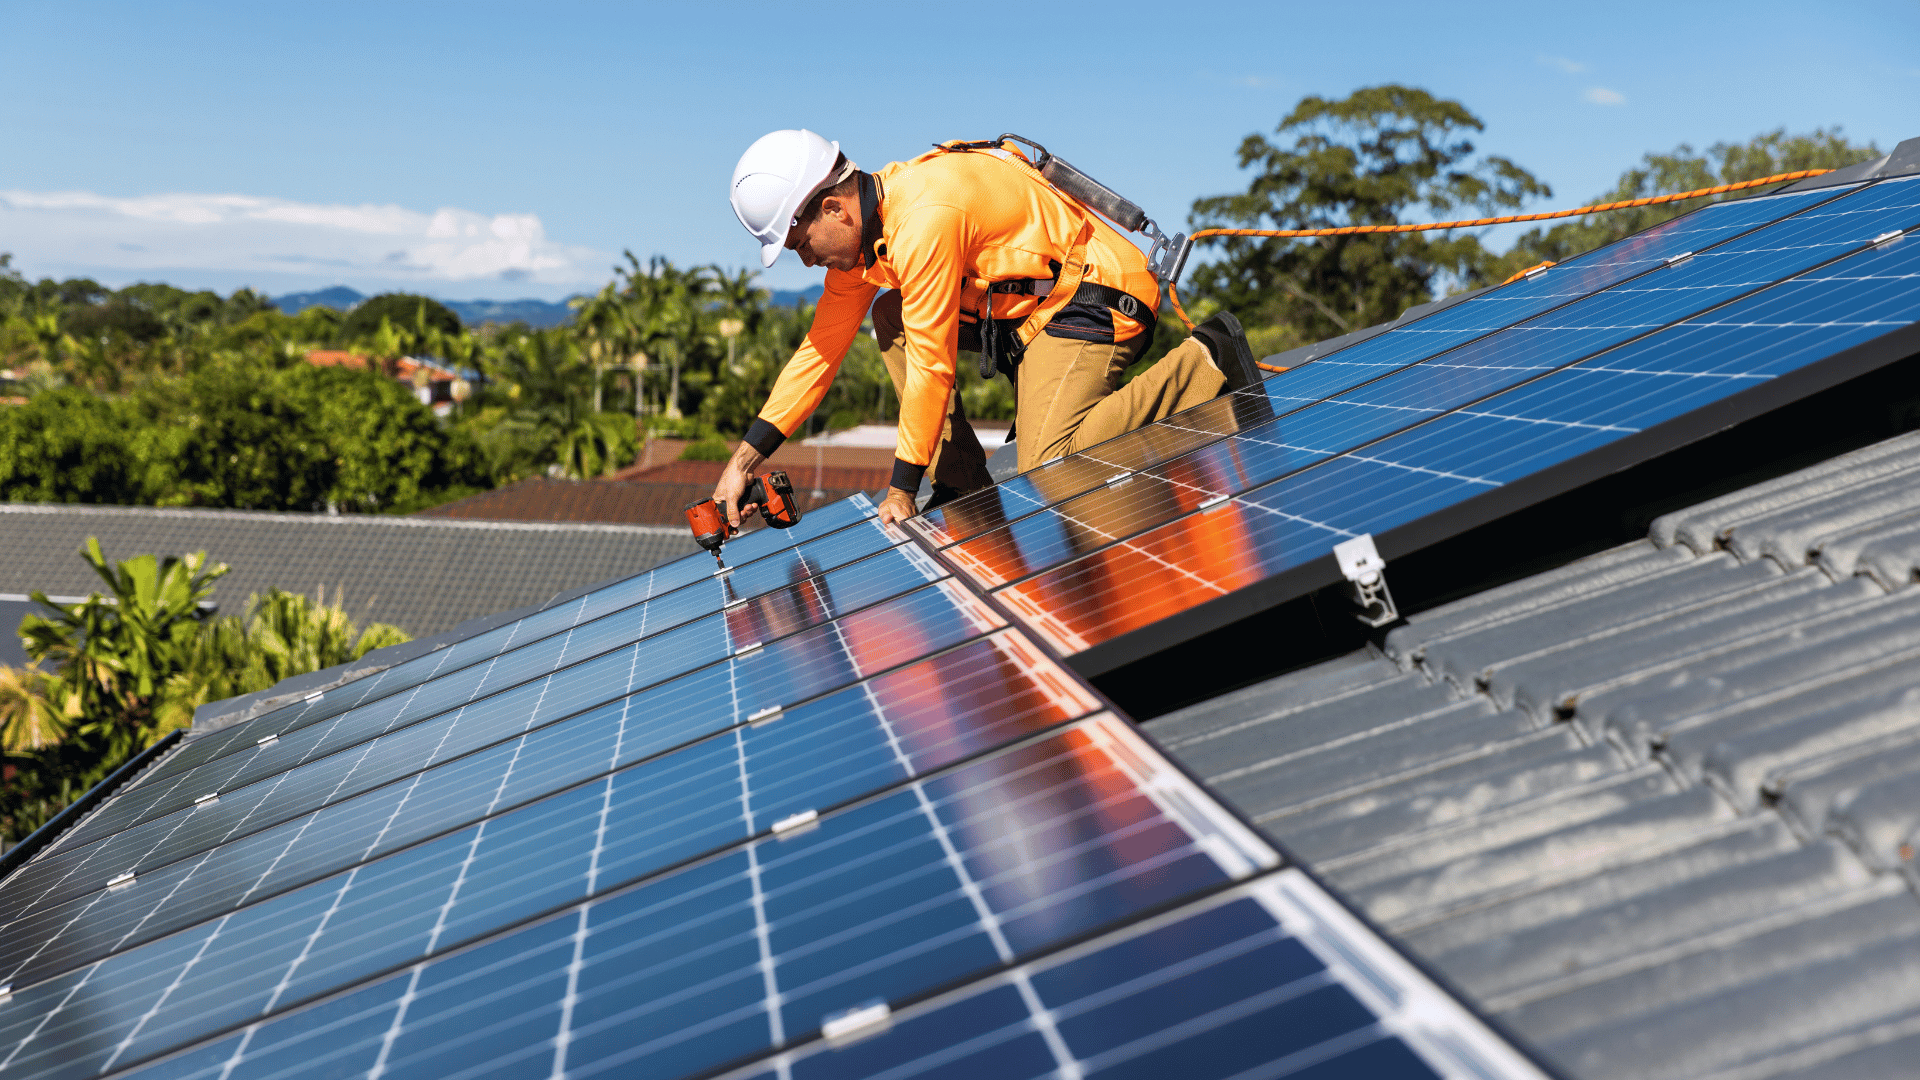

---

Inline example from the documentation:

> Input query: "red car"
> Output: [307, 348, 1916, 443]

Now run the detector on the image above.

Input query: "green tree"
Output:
[1188, 85, 1550, 340]
[20, 540, 228, 754]
[339, 292, 462, 343]
[0, 387, 141, 503]
[278, 364, 480, 510]
[155, 587, 410, 730]
[126, 365, 337, 510]
[1487, 127, 1883, 281]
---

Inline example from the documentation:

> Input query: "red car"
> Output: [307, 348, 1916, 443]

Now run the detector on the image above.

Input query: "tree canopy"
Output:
[1186, 85, 1549, 342]
[338, 292, 463, 341]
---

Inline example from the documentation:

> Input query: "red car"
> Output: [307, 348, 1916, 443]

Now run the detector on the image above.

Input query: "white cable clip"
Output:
[771, 808, 818, 836]
[1333, 534, 1399, 628]
[821, 1000, 892, 1043]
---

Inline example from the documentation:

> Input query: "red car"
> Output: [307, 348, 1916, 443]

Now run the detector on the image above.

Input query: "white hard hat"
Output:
[730, 129, 849, 268]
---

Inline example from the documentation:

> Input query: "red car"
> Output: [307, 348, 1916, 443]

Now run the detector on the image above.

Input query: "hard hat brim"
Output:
[759, 239, 785, 268]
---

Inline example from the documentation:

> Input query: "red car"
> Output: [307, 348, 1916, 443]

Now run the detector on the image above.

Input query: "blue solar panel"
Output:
[2, 717, 1276, 1080]
[725, 872, 1542, 1080]
[50, 529, 935, 854]
[136, 502, 892, 794]
[939, 177, 1920, 591]
[1, 565, 978, 926]
[987, 178, 1920, 662]
[0, 629, 1098, 995]
[916, 180, 1854, 550]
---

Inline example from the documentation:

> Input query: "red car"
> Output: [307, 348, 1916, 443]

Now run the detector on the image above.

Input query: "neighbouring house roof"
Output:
[607, 438, 900, 482]
[415, 475, 880, 526]
[0, 502, 696, 638]
[1147, 427, 1920, 1080]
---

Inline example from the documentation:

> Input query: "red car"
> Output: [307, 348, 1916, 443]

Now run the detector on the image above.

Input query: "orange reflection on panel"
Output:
[997, 499, 1271, 654]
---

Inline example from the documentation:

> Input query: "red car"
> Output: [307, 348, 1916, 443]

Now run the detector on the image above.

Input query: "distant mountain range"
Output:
[274, 282, 827, 329]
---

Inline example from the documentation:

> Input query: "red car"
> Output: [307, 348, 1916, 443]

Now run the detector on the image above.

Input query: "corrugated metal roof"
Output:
[1147, 427, 1920, 1080]
[0, 502, 698, 638]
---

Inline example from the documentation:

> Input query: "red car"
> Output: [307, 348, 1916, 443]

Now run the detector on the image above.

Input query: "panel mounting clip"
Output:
[1333, 534, 1399, 628]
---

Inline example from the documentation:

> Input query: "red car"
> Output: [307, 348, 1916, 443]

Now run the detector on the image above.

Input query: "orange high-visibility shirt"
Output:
[745, 146, 1158, 491]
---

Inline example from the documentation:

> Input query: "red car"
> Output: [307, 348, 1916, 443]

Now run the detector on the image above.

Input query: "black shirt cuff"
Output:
[743, 418, 786, 458]
[890, 457, 927, 493]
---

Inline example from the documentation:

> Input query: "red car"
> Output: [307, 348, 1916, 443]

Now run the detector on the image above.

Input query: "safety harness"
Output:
[931, 139, 1161, 380]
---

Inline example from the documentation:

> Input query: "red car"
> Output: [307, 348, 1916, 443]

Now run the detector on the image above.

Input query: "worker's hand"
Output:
[877, 486, 917, 526]
[715, 443, 768, 530]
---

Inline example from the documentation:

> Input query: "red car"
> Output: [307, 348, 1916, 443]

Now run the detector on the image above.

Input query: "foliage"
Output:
[1188, 85, 1550, 340]
[154, 587, 410, 731]
[20, 539, 228, 750]
[679, 436, 731, 461]
[338, 292, 462, 342]
[0, 362, 481, 511]
[1484, 127, 1882, 281]
[0, 387, 142, 503]
[2, 542, 412, 842]
[0, 664, 65, 754]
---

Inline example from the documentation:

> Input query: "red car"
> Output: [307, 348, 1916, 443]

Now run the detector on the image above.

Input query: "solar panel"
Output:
[721, 871, 1544, 1080]
[0, 491, 1544, 1080]
[915, 178, 1856, 549]
[905, 175, 1920, 672]
[129, 498, 891, 800]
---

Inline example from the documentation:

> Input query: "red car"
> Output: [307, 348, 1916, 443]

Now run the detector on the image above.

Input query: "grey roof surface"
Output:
[0, 503, 699, 640]
[1147, 427, 1920, 1080]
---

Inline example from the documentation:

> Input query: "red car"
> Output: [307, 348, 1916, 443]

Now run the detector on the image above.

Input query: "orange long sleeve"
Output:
[748, 146, 1158, 491]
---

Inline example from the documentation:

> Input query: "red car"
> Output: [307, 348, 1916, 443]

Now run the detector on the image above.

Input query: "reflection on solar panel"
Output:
[909, 175, 1920, 672]
[722, 872, 1544, 1080]
[0, 501, 1544, 1080]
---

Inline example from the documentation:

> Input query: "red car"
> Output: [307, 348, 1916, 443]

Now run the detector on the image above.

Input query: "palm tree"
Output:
[569, 283, 633, 415]
[615, 253, 712, 421]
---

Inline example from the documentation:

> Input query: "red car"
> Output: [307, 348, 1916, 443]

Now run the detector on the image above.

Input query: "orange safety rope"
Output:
[1164, 167, 1835, 368]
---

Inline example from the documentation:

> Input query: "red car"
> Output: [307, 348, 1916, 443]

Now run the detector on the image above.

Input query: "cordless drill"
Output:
[685, 471, 801, 569]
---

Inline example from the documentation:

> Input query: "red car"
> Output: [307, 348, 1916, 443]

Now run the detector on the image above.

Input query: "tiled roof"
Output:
[416, 476, 879, 526]
[1147, 428, 1920, 1080]
[616, 458, 894, 492]
[0, 503, 697, 638]
[608, 439, 898, 482]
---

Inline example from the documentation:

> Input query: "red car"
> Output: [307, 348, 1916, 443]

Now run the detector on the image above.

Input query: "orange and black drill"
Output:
[685, 471, 801, 570]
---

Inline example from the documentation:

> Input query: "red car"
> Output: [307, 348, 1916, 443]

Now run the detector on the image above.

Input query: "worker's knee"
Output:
[870, 290, 904, 350]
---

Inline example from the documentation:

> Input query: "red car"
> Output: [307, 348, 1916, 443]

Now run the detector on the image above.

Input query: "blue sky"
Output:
[3, 0, 1914, 301]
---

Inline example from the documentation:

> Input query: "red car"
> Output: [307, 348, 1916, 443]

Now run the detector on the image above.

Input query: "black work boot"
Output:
[1191, 311, 1262, 394]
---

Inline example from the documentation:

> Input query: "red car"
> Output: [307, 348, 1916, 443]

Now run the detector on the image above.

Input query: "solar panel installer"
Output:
[716, 129, 1263, 528]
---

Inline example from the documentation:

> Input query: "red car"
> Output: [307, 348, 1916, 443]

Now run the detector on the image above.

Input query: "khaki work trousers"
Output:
[871, 290, 1226, 489]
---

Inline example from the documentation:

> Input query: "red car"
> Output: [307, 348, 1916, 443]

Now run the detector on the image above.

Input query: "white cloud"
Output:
[0, 189, 609, 291]
[1583, 86, 1626, 105]
[1538, 55, 1587, 74]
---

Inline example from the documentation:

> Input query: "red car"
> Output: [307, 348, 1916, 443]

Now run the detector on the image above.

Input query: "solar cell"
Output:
[995, 184, 1920, 665]
[15, 717, 1272, 1080]
[915, 180, 1856, 549]
[938, 177, 1920, 595]
[723, 871, 1544, 1080]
